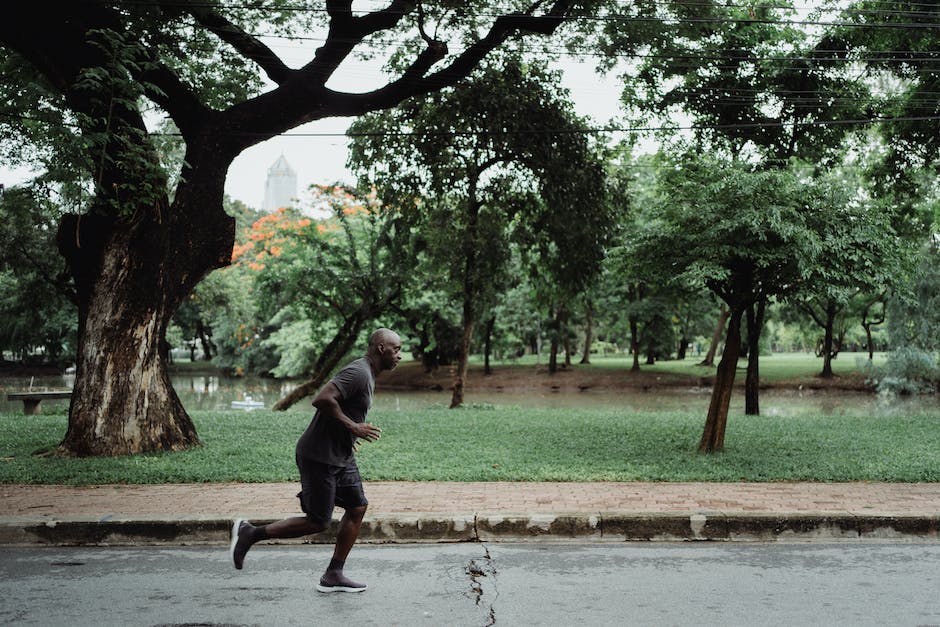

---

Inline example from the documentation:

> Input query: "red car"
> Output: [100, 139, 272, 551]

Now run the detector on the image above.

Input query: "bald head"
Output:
[367, 327, 403, 373]
[368, 328, 399, 349]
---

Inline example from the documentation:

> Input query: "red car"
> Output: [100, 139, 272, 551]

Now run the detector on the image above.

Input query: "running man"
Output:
[230, 328, 403, 593]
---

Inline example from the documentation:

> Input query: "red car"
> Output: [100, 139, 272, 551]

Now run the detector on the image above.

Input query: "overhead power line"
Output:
[5, 112, 940, 138]
[116, 0, 940, 30]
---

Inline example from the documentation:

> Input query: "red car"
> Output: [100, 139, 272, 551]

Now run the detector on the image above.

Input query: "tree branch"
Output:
[299, 0, 414, 86]
[324, 0, 573, 115]
[179, 2, 293, 85]
[221, 0, 573, 150]
[136, 62, 211, 135]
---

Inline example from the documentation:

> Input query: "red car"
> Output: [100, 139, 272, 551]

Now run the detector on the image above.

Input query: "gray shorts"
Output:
[295, 453, 368, 526]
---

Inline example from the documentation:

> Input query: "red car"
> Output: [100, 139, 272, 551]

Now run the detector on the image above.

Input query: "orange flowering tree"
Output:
[225, 185, 409, 408]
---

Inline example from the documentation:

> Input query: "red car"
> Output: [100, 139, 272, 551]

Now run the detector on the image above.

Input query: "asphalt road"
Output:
[2, 542, 939, 626]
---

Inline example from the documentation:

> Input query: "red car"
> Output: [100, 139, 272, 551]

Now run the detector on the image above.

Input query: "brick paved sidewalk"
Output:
[3, 481, 939, 518]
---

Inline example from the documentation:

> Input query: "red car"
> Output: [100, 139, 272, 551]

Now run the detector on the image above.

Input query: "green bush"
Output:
[874, 347, 940, 395]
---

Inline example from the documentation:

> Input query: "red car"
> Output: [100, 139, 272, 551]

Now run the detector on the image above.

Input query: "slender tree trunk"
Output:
[861, 296, 885, 362]
[699, 306, 744, 453]
[820, 301, 837, 378]
[629, 316, 640, 372]
[744, 299, 765, 416]
[700, 304, 729, 367]
[580, 300, 593, 364]
[559, 304, 571, 368]
[196, 320, 214, 361]
[451, 190, 480, 408]
[863, 324, 875, 361]
[483, 315, 495, 375]
[274, 314, 369, 410]
[548, 305, 559, 374]
[677, 337, 689, 360]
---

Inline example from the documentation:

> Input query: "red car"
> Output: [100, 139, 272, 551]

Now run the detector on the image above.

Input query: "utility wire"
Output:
[5, 112, 940, 138]
[112, 0, 940, 30]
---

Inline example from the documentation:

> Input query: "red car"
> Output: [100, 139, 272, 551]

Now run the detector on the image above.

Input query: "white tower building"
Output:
[262, 155, 297, 212]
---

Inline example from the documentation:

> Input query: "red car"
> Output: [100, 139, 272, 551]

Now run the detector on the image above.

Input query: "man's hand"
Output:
[350, 422, 382, 442]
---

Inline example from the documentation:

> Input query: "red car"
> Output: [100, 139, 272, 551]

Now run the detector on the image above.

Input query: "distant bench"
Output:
[6, 391, 72, 415]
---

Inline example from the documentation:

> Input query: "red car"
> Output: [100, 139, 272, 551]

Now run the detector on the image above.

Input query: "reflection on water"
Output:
[1, 373, 938, 417]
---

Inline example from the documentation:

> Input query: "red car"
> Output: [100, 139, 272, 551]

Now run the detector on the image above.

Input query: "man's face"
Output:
[378, 334, 403, 371]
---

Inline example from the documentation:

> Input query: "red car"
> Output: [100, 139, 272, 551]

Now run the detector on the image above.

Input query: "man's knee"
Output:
[303, 515, 329, 534]
[346, 505, 367, 521]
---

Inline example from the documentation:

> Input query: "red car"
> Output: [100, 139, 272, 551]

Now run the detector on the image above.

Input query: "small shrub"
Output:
[873, 347, 940, 395]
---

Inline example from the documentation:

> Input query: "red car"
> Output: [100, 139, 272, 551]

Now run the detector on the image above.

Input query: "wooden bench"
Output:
[6, 391, 72, 415]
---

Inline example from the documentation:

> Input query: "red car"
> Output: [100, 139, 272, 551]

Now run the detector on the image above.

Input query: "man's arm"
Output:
[312, 382, 382, 442]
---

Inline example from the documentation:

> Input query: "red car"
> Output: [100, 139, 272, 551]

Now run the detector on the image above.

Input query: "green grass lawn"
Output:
[473, 351, 885, 384]
[2, 398, 937, 484]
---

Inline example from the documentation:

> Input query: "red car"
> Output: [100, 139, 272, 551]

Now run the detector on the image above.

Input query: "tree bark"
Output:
[629, 315, 641, 372]
[677, 337, 689, 360]
[700, 304, 729, 367]
[547, 305, 560, 375]
[483, 315, 495, 375]
[862, 295, 885, 361]
[699, 306, 743, 453]
[820, 301, 837, 378]
[580, 300, 593, 364]
[559, 304, 571, 368]
[195, 320, 215, 361]
[56, 183, 232, 456]
[451, 190, 481, 409]
[744, 299, 765, 416]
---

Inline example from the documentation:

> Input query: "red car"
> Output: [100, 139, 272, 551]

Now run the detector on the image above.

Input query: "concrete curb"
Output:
[2, 512, 938, 546]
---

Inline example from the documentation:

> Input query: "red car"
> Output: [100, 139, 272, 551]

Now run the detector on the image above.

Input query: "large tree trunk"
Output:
[58, 220, 195, 456]
[54, 124, 235, 456]
[700, 304, 729, 367]
[56, 176, 233, 456]
[699, 306, 743, 453]
[744, 300, 766, 416]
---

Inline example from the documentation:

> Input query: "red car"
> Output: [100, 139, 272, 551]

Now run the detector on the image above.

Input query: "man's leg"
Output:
[231, 516, 327, 570]
[317, 505, 368, 593]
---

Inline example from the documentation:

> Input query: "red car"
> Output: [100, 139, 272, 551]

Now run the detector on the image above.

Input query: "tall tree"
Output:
[595, 0, 871, 411]
[348, 56, 610, 407]
[0, 187, 76, 363]
[1, 1, 577, 455]
[635, 156, 831, 452]
[256, 186, 410, 409]
[786, 174, 911, 378]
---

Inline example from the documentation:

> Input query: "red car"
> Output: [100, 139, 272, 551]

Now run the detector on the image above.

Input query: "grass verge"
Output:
[1, 402, 937, 484]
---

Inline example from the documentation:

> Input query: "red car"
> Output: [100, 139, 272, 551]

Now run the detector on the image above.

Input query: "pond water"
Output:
[1, 373, 938, 417]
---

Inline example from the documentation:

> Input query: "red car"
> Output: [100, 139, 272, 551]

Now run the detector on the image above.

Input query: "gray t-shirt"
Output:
[296, 357, 375, 467]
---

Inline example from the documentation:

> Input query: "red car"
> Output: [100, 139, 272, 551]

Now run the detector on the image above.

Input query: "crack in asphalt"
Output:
[465, 543, 498, 626]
